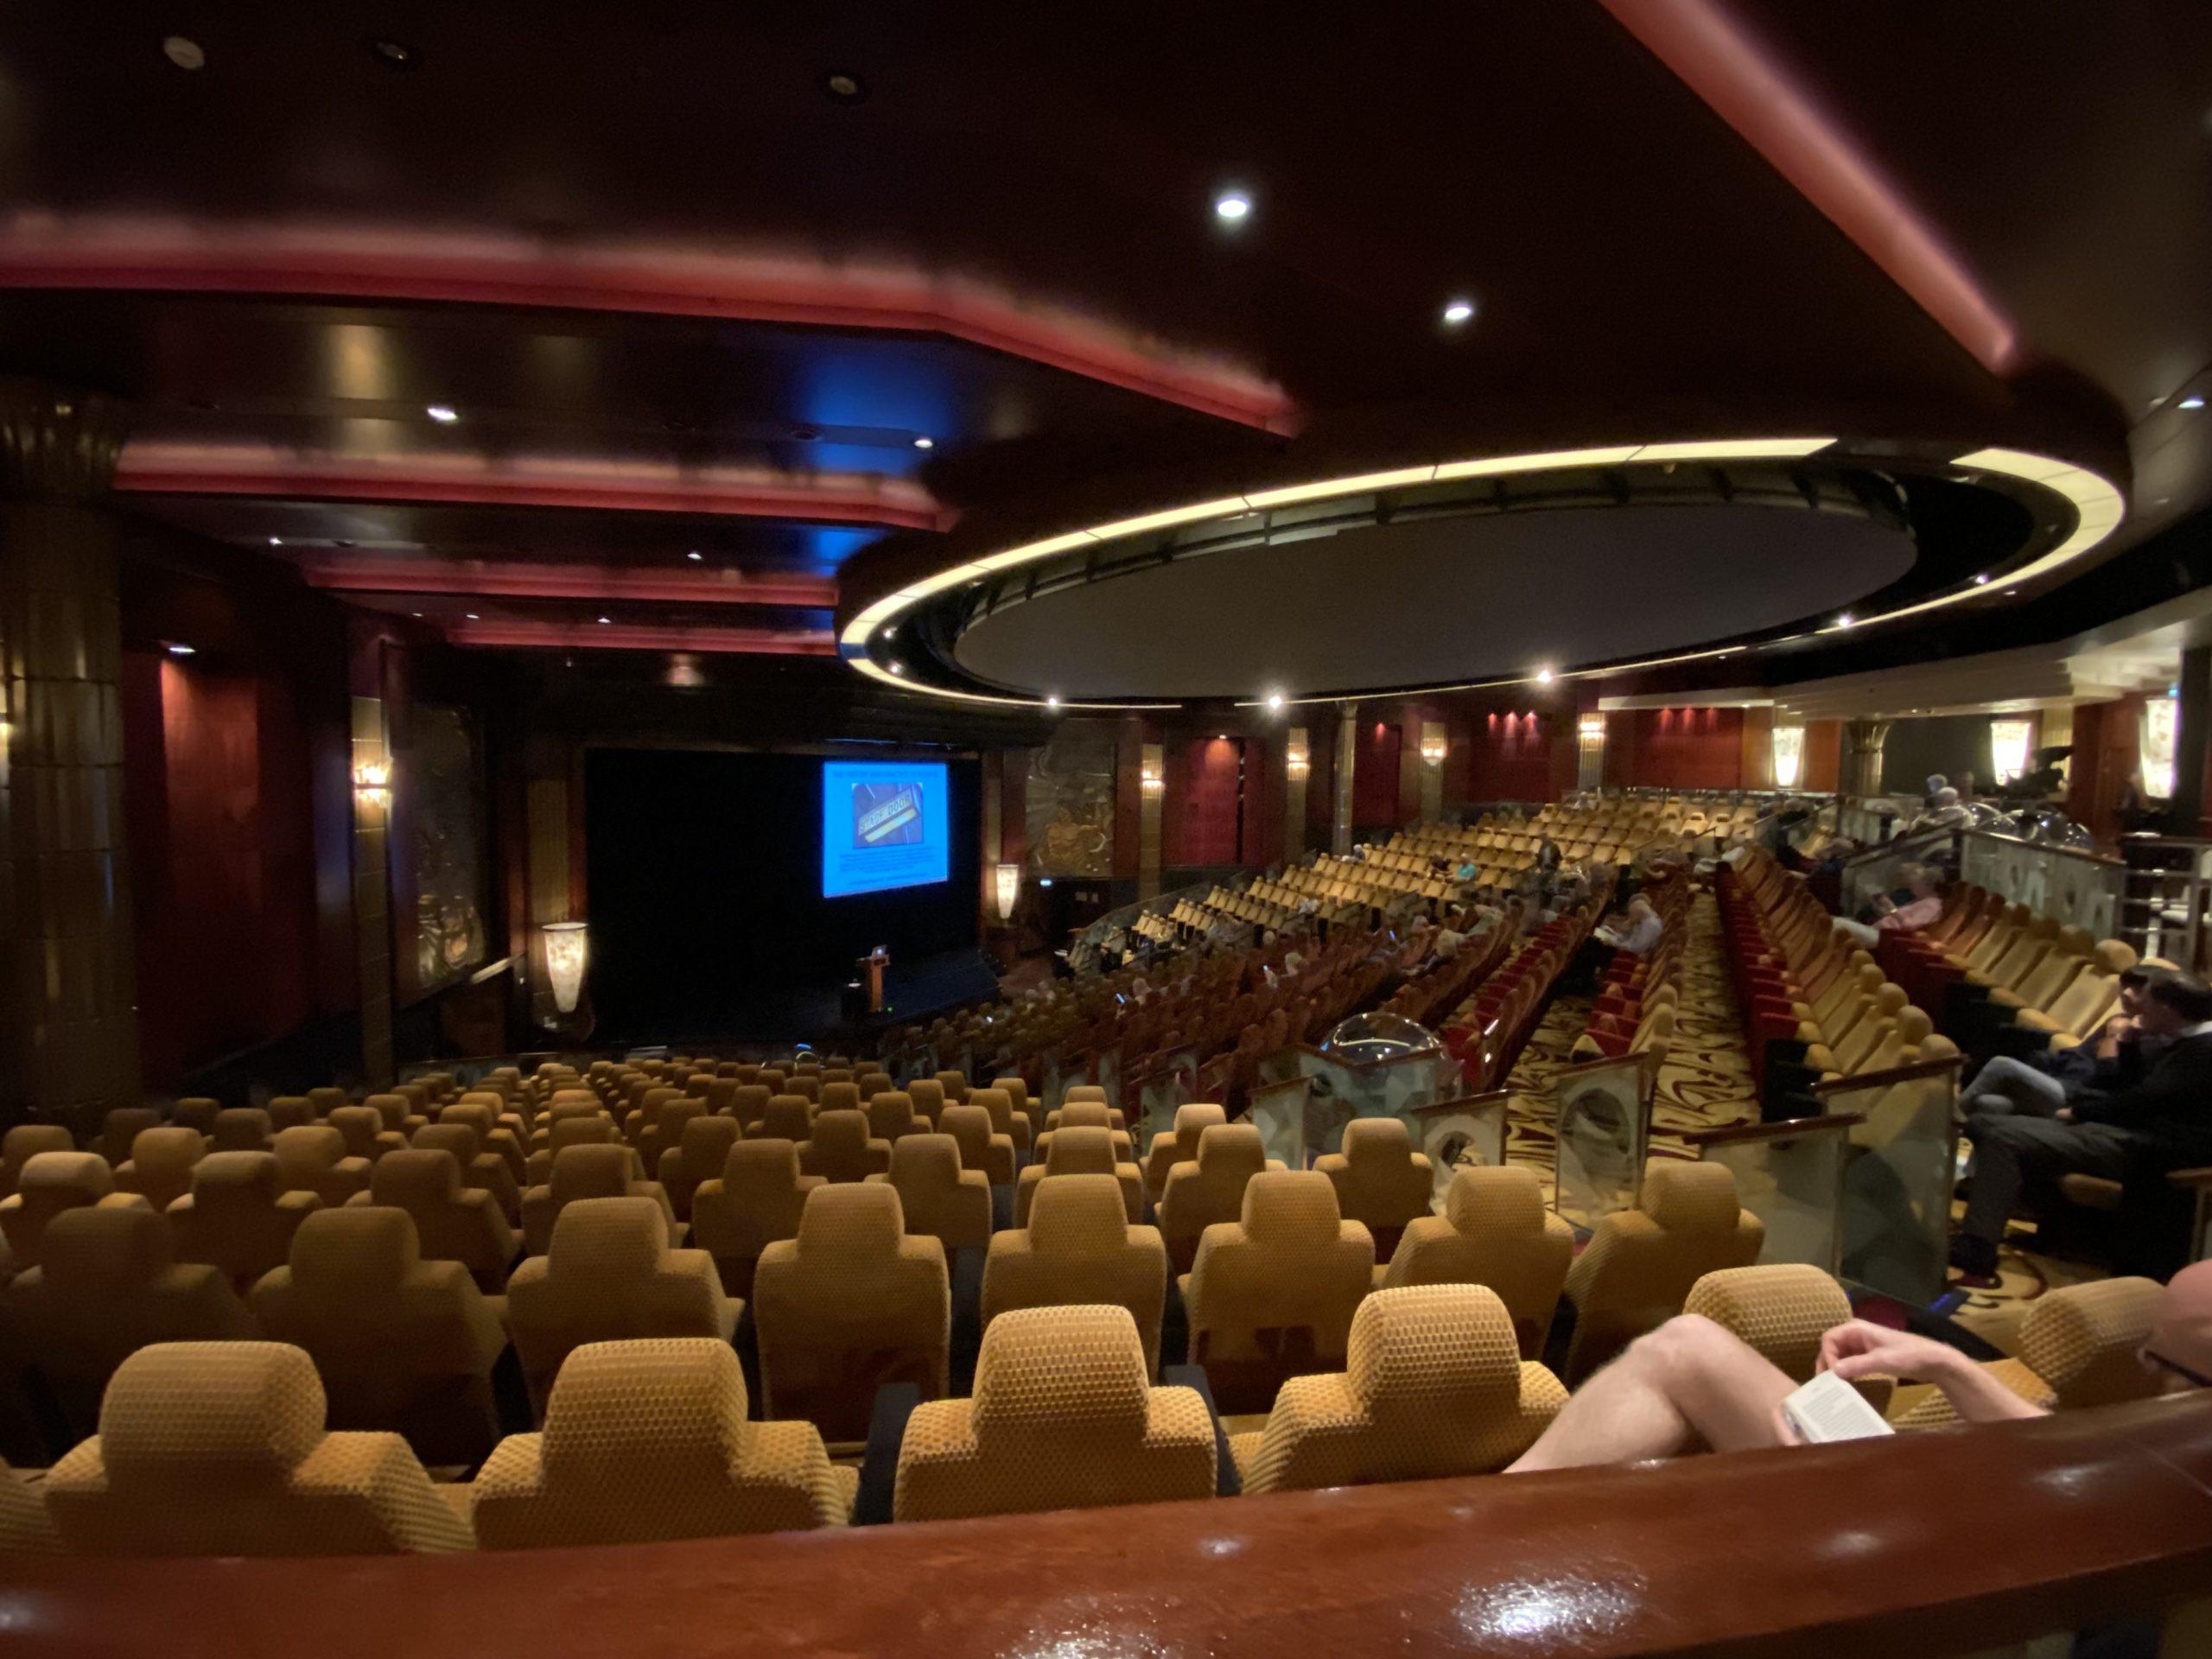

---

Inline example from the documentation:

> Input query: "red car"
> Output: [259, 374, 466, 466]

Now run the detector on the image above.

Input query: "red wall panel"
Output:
[1166, 736, 1243, 865]
[125, 655, 320, 1087]
[1465, 710, 1557, 803]
[1352, 717, 1402, 827]
[1614, 707, 1745, 790]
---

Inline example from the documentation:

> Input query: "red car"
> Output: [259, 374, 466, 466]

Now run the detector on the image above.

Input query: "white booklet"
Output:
[1782, 1370, 1896, 1444]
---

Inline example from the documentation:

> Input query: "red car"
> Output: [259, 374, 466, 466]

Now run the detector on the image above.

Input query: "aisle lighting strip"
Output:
[841, 438, 2124, 707]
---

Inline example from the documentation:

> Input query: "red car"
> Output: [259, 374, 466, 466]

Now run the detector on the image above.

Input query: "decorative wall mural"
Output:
[1025, 721, 1115, 877]
[412, 704, 488, 995]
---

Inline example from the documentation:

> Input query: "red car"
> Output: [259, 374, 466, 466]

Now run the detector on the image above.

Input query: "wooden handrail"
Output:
[10, 1398, 2211, 1658]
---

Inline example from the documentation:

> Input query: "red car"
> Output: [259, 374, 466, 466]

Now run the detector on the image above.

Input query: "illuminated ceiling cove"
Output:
[841, 439, 2125, 708]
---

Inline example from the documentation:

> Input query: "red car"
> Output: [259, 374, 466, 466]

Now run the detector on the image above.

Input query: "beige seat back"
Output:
[471, 1338, 849, 1548]
[661, 1116, 743, 1221]
[1159, 1123, 1276, 1272]
[1560, 1160, 1764, 1383]
[1236, 1284, 1567, 1494]
[753, 1184, 950, 1440]
[1, 1125, 74, 1198]
[982, 1174, 1169, 1376]
[168, 1152, 321, 1291]
[690, 1139, 823, 1297]
[97, 1108, 164, 1167]
[1142, 1103, 1225, 1201]
[1, 1153, 134, 1269]
[1, 1206, 255, 1438]
[1382, 1166, 1573, 1359]
[251, 1208, 505, 1462]
[870, 1134, 990, 1252]
[114, 1127, 207, 1213]
[44, 1341, 473, 1555]
[893, 1305, 1212, 1522]
[1185, 1170, 1376, 1412]
[1314, 1118, 1433, 1250]
[504, 1197, 734, 1412]
[270, 1126, 372, 1208]
[356, 1147, 517, 1289]
[799, 1109, 891, 1183]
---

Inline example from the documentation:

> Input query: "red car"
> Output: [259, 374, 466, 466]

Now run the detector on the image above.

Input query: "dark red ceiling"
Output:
[0, 0, 2203, 689]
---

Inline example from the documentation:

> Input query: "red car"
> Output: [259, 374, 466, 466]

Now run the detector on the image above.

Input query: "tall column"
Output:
[1577, 712, 1607, 791]
[1840, 717, 1892, 798]
[1137, 741, 1164, 899]
[2173, 646, 2211, 834]
[1283, 727, 1310, 858]
[1417, 721, 1446, 819]
[0, 381, 138, 1129]
[1332, 706, 1357, 854]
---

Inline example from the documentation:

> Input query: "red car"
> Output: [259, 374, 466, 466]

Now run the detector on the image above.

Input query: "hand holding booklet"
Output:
[1781, 1370, 1896, 1445]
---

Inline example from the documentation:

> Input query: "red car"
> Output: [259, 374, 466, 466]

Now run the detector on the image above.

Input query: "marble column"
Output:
[1840, 717, 1892, 799]
[1332, 706, 1357, 854]
[0, 380, 138, 1129]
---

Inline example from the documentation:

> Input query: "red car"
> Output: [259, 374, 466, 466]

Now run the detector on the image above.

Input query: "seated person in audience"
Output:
[1560, 895, 1659, 995]
[1916, 786, 1974, 832]
[1954, 973, 2212, 1284]
[1429, 923, 1466, 963]
[1960, 965, 2166, 1128]
[1510, 1261, 2212, 1473]
[1833, 866, 1945, 948]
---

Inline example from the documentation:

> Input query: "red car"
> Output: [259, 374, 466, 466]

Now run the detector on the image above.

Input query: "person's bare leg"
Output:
[1507, 1315, 1796, 1473]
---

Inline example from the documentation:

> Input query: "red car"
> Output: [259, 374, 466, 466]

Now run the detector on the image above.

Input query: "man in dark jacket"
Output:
[1953, 972, 2212, 1284]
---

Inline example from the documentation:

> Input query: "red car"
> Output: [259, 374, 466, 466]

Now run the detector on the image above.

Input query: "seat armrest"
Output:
[853, 1382, 923, 1525]
[1162, 1363, 1241, 1497]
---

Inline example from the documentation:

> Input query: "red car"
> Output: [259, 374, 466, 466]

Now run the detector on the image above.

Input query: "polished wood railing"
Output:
[10, 1396, 2212, 1657]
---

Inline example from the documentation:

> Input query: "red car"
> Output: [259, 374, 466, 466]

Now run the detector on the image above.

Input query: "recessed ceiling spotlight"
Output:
[821, 70, 868, 104]
[1441, 298, 1477, 327]
[465, 613, 480, 620]
[1974, 574, 1990, 585]
[2184, 395, 2207, 410]
[2005, 588, 2019, 596]
[268, 536, 283, 546]
[162, 35, 205, 70]
[888, 662, 904, 675]
[367, 38, 417, 70]
[1535, 667, 1554, 683]
[686, 550, 702, 562]
[426, 404, 458, 423]
[1835, 613, 1855, 628]
[596, 616, 611, 625]
[1213, 189, 1252, 224]
[411, 612, 423, 618]
[1267, 692, 1285, 711]
[165, 642, 194, 657]
[912, 435, 934, 449]
[1046, 694, 1061, 709]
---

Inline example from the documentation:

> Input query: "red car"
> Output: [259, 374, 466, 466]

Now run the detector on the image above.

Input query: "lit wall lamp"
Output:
[352, 758, 392, 805]
[994, 861, 1022, 921]
[1286, 741, 1311, 778]
[541, 921, 588, 1014]
[1772, 726, 1806, 790]
[1141, 761, 1165, 793]
[1419, 734, 1448, 766]
[1578, 713, 1606, 741]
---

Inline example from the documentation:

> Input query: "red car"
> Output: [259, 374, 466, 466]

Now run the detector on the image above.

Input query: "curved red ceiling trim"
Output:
[1597, 0, 2018, 375]
[302, 560, 837, 607]
[441, 619, 836, 655]
[0, 217, 1301, 434]
[117, 442, 946, 531]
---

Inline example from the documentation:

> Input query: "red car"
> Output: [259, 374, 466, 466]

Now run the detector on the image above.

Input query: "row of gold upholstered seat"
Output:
[3, 1109, 1763, 1465]
[18, 1253, 2161, 1560]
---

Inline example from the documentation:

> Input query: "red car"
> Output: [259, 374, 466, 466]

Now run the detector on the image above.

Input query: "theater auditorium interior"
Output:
[3, 3, 2212, 1654]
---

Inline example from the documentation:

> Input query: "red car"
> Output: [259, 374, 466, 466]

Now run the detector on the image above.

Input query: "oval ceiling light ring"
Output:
[838, 437, 2124, 709]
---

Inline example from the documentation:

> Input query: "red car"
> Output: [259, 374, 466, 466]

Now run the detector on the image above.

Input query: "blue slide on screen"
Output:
[821, 760, 950, 899]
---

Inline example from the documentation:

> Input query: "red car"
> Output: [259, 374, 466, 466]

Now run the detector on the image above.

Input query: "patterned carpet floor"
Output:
[1494, 889, 2097, 1338]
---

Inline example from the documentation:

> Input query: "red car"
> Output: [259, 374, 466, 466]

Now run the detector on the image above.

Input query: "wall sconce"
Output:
[1578, 714, 1605, 741]
[1772, 725, 1806, 790]
[1141, 763, 1165, 793]
[1286, 746, 1310, 778]
[541, 921, 588, 1014]
[353, 758, 391, 805]
[1419, 736, 1447, 766]
[994, 861, 1022, 921]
